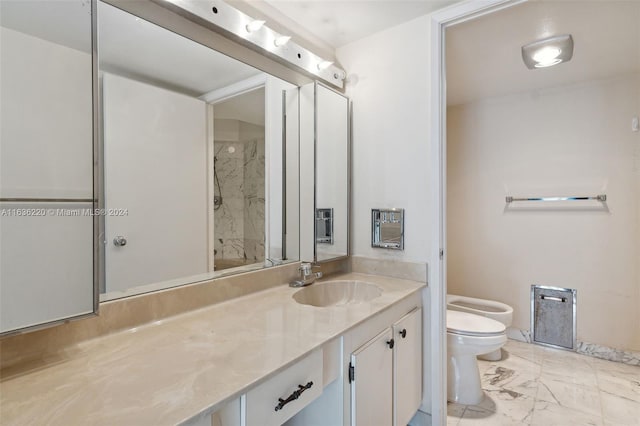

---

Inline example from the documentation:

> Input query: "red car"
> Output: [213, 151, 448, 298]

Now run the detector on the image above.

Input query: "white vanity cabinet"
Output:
[204, 345, 336, 426]
[197, 300, 423, 426]
[350, 308, 422, 426]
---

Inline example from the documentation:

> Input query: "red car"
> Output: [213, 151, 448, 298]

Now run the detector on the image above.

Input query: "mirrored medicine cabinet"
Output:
[300, 82, 351, 263]
[0, 0, 350, 336]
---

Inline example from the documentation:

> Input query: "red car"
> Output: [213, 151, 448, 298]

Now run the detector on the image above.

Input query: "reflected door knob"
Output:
[113, 236, 127, 247]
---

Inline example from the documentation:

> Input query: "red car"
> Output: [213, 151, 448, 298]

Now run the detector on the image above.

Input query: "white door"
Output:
[351, 328, 393, 426]
[393, 308, 423, 426]
[103, 73, 209, 294]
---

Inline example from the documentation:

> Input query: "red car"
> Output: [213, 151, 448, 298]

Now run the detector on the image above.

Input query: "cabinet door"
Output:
[393, 308, 422, 426]
[351, 328, 393, 426]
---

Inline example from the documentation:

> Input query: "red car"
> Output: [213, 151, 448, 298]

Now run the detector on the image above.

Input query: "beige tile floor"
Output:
[447, 340, 640, 426]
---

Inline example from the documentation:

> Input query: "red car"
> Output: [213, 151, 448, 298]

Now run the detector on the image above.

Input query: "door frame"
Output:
[427, 0, 526, 423]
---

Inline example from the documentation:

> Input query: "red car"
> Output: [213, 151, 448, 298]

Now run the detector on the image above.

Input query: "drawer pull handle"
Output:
[540, 295, 566, 302]
[399, 329, 407, 338]
[387, 338, 395, 349]
[274, 381, 314, 412]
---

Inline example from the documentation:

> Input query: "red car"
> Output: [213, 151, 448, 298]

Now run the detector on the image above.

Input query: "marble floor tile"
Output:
[592, 356, 640, 380]
[600, 392, 640, 426]
[447, 402, 466, 426]
[482, 356, 541, 398]
[530, 400, 603, 426]
[458, 404, 532, 426]
[501, 341, 547, 366]
[536, 375, 602, 418]
[447, 340, 640, 426]
[497, 350, 544, 377]
[596, 369, 640, 403]
[540, 358, 599, 388]
[476, 390, 535, 423]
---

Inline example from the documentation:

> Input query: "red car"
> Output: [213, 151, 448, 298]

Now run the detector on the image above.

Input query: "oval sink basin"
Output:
[293, 280, 382, 307]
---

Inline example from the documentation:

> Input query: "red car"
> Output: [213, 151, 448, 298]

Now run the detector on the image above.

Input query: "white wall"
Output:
[336, 15, 434, 414]
[447, 74, 640, 352]
[336, 16, 433, 264]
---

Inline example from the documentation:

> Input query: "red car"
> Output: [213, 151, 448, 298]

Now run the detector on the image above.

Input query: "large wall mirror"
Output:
[99, 1, 300, 300]
[0, 0, 301, 334]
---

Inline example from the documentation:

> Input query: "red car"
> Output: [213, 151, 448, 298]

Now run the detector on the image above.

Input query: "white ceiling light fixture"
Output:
[160, 0, 346, 88]
[246, 19, 265, 33]
[522, 34, 574, 69]
[274, 35, 291, 47]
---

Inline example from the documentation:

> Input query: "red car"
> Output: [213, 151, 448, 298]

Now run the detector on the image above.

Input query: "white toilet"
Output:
[447, 294, 513, 361]
[447, 310, 507, 405]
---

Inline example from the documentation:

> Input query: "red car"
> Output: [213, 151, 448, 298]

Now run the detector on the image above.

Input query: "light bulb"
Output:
[317, 60, 333, 71]
[532, 46, 562, 67]
[246, 20, 265, 33]
[274, 35, 291, 47]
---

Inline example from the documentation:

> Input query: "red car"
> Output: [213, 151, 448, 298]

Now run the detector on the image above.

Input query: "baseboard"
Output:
[506, 327, 640, 366]
[576, 341, 640, 366]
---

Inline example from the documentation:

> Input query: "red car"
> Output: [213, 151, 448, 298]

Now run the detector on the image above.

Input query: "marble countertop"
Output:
[0, 273, 425, 425]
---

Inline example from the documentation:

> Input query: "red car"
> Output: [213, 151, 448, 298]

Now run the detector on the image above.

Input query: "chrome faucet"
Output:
[289, 262, 323, 287]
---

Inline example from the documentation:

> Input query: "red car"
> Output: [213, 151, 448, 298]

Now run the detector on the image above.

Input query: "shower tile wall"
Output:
[214, 140, 245, 261]
[214, 120, 265, 267]
[243, 139, 265, 262]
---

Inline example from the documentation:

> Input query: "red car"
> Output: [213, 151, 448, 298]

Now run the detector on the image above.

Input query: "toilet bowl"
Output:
[447, 310, 507, 405]
[447, 294, 513, 361]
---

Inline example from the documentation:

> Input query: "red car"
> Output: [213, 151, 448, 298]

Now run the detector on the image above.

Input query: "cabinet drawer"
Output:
[244, 349, 322, 426]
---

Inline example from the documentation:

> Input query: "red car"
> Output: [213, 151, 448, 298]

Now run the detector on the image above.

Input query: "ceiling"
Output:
[98, 2, 263, 97]
[1, 0, 263, 97]
[264, 0, 459, 48]
[446, 1, 640, 106]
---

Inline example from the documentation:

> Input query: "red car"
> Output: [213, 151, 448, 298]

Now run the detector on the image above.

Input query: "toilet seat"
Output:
[447, 310, 505, 337]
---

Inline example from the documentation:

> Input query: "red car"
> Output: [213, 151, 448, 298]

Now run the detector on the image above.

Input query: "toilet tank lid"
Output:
[447, 310, 506, 335]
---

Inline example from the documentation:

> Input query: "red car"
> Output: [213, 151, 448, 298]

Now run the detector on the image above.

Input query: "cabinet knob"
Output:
[386, 338, 395, 349]
[399, 329, 407, 338]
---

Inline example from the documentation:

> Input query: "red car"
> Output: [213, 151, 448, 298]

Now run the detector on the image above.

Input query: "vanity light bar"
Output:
[156, 0, 345, 88]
